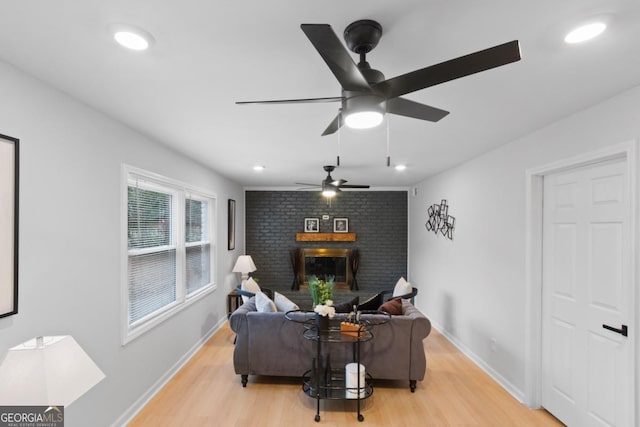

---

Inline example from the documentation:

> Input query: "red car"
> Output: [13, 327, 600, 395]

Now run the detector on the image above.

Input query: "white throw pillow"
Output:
[392, 277, 413, 297]
[274, 292, 299, 312]
[241, 277, 261, 303]
[255, 291, 277, 313]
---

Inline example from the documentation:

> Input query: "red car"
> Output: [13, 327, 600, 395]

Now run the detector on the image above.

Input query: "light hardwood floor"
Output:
[129, 324, 563, 426]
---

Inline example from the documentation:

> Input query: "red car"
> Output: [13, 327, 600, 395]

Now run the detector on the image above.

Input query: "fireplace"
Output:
[301, 248, 352, 288]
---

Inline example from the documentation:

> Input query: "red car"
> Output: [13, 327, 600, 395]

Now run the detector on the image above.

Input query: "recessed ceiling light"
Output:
[564, 22, 606, 44]
[253, 165, 265, 172]
[110, 24, 154, 51]
[395, 164, 407, 171]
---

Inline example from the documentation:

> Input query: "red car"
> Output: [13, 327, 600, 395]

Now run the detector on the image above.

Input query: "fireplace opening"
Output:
[301, 248, 351, 288]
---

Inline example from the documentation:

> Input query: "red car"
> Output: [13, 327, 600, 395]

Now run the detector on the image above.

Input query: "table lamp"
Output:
[0, 335, 105, 406]
[232, 255, 257, 286]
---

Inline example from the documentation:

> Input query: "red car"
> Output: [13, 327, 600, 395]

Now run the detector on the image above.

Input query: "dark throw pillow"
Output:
[357, 293, 383, 311]
[378, 297, 403, 315]
[334, 296, 359, 313]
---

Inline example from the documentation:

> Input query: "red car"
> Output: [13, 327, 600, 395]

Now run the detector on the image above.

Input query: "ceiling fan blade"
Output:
[236, 96, 342, 105]
[332, 179, 347, 186]
[339, 184, 370, 189]
[295, 182, 320, 187]
[387, 97, 449, 122]
[321, 113, 343, 136]
[374, 40, 521, 99]
[301, 24, 372, 92]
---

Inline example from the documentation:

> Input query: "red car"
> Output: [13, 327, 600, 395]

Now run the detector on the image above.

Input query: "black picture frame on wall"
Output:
[0, 134, 19, 318]
[228, 199, 236, 250]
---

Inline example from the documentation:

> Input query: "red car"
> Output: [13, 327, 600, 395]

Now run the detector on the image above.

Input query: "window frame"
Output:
[121, 165, 217, 344]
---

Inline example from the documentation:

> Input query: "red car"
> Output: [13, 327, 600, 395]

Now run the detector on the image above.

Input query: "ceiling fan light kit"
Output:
[342, 89, 386, 129]
[321, 186, 337, 198]
[344, 110, 384, 129]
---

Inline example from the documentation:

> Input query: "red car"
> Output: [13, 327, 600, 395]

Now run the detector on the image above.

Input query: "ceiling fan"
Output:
[297, 165, 370, 197]
[236, 19, 521, 136]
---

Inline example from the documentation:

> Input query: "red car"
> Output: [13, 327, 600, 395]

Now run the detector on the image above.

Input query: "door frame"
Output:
[524, 140, 638, 423]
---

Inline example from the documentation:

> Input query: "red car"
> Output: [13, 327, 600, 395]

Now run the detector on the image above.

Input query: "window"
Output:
[185, 196, 211, 294]
[123, 166, 216, 343]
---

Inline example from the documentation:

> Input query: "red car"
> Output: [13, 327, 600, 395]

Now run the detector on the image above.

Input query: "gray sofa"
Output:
[228, 297, 431, 392]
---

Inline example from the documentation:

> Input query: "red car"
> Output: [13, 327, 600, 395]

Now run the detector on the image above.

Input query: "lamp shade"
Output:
[0, 336, 105, 406]
[232, 255, 257, 274]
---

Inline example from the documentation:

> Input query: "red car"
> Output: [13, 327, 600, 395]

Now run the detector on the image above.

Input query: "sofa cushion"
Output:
[392, 277, 412, 297]
[241, 277, 261, 303]
[273, 292, 299, 312]
[358, 293, 383, 311]
[255, 291, 277, 312]
[334, 296, 359, 313]
[379, 297, 403, 315]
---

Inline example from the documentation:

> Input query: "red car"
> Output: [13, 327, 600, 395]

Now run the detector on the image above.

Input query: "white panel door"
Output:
[542, 159, 632, 426]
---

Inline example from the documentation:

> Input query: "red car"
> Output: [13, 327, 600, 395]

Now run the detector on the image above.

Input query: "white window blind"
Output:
[127, 182, 177, 324]
[123, 167, 217, 342]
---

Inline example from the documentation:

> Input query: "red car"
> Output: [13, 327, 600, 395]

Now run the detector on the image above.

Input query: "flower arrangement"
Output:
[314, 300, 336, 318]
[308, 275, 334, 307]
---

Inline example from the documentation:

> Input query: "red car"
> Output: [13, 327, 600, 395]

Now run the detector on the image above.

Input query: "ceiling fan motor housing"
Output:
[357, 61, 385, 85]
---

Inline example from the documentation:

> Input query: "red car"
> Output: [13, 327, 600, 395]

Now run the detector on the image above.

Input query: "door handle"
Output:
[602, 324, 628, 337]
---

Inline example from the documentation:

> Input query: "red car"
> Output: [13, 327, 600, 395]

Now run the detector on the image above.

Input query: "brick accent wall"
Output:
[245, 190, 407, 306]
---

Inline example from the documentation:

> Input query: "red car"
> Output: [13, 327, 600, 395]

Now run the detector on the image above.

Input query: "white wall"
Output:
[0, 60, 245, 426]
[409, 85, 640, 401]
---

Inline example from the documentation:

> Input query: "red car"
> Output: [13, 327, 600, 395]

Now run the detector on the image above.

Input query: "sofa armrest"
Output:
[229, 298, 257, 334]
[402, 299, 431, 339]
[228, 298, 258, 376]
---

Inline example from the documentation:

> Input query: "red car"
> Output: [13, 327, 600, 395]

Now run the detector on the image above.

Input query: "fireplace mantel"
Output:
[295, 232, 356, 242]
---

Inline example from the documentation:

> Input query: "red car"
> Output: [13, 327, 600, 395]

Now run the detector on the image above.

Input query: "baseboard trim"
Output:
[112, 316, 227, 427]
[431, 321, 525, 404]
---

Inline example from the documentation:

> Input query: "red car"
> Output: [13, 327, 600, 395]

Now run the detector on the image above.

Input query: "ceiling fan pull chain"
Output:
[337, 110, 342, 167]
[386, 115, 391, 167]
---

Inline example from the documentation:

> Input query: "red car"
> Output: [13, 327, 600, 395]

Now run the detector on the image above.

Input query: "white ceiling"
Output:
[1, 1, 639, 188]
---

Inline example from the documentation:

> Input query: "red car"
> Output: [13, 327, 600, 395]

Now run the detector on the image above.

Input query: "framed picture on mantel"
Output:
[304, 218, 319, 233]
[333, 218, 348, 233]
[0, 134, 19, 318]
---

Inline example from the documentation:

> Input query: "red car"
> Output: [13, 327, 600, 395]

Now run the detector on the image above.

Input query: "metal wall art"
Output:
[425, 199, 455, 240]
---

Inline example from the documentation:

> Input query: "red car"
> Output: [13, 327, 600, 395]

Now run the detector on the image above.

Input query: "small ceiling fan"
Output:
[297, 165, 370, 197]
[237, 19, 521, 136]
